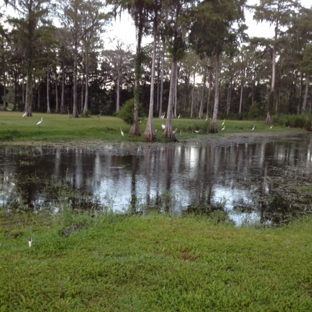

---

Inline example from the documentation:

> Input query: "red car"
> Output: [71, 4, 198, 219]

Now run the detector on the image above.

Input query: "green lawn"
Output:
[1, 213, 312, 311]
[0, 111, 304, 143]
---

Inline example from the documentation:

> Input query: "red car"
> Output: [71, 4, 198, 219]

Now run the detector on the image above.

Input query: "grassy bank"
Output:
[0, 111, 305, 143]
[1, 212, 312, 311]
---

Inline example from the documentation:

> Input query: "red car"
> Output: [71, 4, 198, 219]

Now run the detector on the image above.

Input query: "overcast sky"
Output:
[105, 0, 312, 49]
[1, 0, 311, 50]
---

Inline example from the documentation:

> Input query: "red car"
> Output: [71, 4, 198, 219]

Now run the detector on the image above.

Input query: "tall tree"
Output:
[103, 42, 134, 113]
[300, 44, 312, 113]
[251, 0, 302, 114]
[190, 0, 247, 133]
[8, 0, 51, 116]
[81, 0, 108, 115]
[143, 0, 161, 142]
[163, 0, 189, 141]
[58, 0, 106, 118]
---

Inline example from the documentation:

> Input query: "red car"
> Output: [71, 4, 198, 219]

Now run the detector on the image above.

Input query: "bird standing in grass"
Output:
[120, 128, 124, 137]
[252, 125, 255, 131]
[222, 119, 225, 126]
[161, 124, 165, 130]
[22, 112, 27, 118]
[221, 126, 225, 131]
[97, 111, 102, 118]
[28, 238, 32, 247]
[37, 118, 43, 126]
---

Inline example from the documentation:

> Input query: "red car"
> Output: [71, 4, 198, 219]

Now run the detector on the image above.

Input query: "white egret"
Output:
[221, 126, 225, 131]
[173, 128, 178, 134]
[120, 128, 124, 137]
[36, 118, 43, 126]
[22, 112, 27, 118]
[178, 114, 180, 118]
[252, 124, 255, 131]
[28, 238, 32, 247]
[161, 124, 165, 130]
[194, 130, 200, 133]
[97, 111, 102, 118]
[270, 125, 273, 129]
[222, 119, 225, 126]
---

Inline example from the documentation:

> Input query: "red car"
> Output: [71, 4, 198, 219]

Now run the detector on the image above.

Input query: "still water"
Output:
[1, 134, 312, 225]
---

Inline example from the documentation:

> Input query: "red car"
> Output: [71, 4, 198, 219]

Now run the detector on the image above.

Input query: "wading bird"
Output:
[97, 111, 102, 118]
[28, 238, 32, 247]
[178, 114, 180, 118]
[36, 118, 43, 126]
[221, 126, 225, 131]
[120, 128, 124, 137]
[194, 130, 200, 133]
[222, 119, 225, 126]
[252, 125, 255, 131]
[161, 124, 165, 130]
[22, 112, 27, 118]
[173, 128, 178, 134]
[270, 125, 273, 129]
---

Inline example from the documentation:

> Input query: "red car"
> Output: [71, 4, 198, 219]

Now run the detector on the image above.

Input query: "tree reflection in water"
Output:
[0, 134, 312, 226]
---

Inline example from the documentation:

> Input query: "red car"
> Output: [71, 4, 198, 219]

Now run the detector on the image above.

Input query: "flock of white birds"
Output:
[22, 113, 274, 135]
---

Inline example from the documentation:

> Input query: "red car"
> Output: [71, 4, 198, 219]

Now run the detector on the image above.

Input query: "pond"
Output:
[1, 133, 312, 226]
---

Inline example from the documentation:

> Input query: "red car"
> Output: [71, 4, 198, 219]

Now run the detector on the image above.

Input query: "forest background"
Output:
[0, 0, 312, 139]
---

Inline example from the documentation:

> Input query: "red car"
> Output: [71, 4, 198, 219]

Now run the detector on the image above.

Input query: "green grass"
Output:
[0, 111, 305, 143]
[1, 212, 312, 311]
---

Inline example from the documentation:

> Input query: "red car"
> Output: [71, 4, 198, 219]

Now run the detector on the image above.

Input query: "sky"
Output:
[1, 0, 311, 50]
[104, 0, 312, 50]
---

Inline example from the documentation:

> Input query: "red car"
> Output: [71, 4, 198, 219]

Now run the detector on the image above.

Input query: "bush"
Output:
[117, 98, 144, 125]
[273, 114, 312, 129]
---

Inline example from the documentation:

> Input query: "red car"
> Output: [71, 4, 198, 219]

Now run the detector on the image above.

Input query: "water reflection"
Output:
[1, 134, 312, 226]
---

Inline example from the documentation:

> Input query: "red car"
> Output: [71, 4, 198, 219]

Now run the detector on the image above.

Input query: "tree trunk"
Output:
[173, 65, 178, 118]
[116, 67, 121, 113]
[266, 112, 273, 125]
[83, 46, 90, 114]
[226, 81, 231, 116]
[163, 60, 177, 141]
[210, 53, 221, 133]
[130, 23, 143, 137]
[302, 74, 309, 113]
[46, 66, 51, 113]
[26, 73, 33, 116]
[61, 61, 65, 113]
[143, 12, 157, 142]
[271, 46, 276, 92]
[55, 82, 59, 113]
[238, 80, 243, 115]
[72, 40, 79, 118]
[13, 71, 18, 111]
[191, 71, 195, 118]
[199, 59, 208, 119]
[158, 38, 165, 118]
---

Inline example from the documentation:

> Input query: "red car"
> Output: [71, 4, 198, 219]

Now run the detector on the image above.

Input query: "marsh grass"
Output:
[1, 208, 312, 311]
[0, 112, 304, 143]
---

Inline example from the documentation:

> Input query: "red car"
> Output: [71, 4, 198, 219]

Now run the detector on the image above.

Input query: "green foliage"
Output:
[248, 101, 264, 119]
[301, 44, 312, 75]
[274, 114, 312, 129]
[118, 98, 144, 125]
